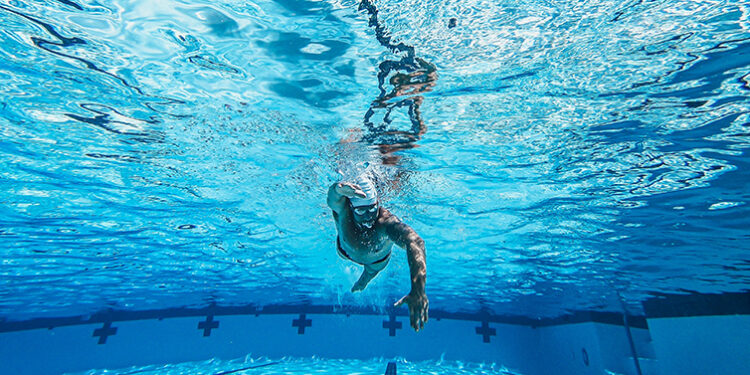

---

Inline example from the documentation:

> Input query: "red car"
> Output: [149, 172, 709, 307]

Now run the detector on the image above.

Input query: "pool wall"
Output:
[0, 292, 748, 374]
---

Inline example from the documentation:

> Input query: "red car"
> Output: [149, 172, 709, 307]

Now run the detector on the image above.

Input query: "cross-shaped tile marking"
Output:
[198, 315, 219, 337]
[475, 321, 496, 343]
[382, 314, 402, 337]
[292, 313, 312, 334]
[93, 322, 117, 344]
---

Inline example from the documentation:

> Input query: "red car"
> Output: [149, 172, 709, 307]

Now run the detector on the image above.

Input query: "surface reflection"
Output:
[340, 0, 437, 185]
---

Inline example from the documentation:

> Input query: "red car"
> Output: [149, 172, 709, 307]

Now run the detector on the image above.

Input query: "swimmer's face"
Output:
[351, 202, 378, 228]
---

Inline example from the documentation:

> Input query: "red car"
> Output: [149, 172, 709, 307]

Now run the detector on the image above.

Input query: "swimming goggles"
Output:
[352, 204, 378, 215]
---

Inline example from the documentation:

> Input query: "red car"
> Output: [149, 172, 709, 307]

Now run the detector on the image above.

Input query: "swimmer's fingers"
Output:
[409, 306, 423, 332]
[415, 305, 423, 332]
[396, 293, 428, 332]
[414, 297, 428, 331]
[409, 303, 418, 331]
[344, 183, 362, 192]
[408, 299, 424, 332]
[415, 306, 424, 331]
[394, 294, 409, 308]
[336, 183, 366, 198]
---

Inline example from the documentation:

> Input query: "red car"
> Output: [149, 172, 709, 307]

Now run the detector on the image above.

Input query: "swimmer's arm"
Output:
[327, 184, 346, 213]
[383, 212, 428, 331]
[383, 214, 426, 293]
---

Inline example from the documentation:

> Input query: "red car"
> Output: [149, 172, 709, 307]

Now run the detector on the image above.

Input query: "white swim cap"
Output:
[349, 175, 378, 207]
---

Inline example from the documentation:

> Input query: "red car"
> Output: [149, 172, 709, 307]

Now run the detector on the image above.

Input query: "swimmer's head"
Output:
[349, 175, 378, 229]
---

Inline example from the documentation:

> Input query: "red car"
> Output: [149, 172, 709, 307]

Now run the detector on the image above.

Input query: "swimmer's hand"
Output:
[395, 290, 429, 332]
[351, 267, 378, 293]
[336, 182, 366, 199]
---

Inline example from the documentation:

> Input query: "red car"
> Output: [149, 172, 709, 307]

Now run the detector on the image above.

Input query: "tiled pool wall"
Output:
[0, 292, 748, 375]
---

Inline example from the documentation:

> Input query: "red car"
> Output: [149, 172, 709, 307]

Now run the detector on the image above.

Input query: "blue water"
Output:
[69, 356, 519, 375]
[1, 0, 749, 325]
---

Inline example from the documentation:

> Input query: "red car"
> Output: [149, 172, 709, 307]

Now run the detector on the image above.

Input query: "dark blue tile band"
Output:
[0, 305, 647, 333]
[8, 292, 747, 335]
[643, 291, 750, 318]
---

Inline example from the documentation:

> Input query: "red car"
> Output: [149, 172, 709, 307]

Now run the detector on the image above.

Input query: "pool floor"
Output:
[67, 355, 520, 375]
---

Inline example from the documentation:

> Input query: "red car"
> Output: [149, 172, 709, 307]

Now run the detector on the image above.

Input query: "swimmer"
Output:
[327, 175, 428, 331]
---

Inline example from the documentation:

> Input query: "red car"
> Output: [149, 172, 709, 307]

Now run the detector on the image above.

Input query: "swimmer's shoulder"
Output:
[377, 208, 403, 231]
[378, 207, 394, 221]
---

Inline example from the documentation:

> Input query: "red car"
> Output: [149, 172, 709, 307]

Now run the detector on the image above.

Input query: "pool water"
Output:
[69, 356, 519, 375]
[1, 0, 749, 373]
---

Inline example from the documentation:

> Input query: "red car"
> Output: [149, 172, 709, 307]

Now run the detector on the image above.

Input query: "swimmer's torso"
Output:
[334, 206, 393, 265]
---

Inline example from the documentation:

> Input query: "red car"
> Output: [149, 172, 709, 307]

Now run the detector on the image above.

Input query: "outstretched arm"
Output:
[383, 212, 428, 331]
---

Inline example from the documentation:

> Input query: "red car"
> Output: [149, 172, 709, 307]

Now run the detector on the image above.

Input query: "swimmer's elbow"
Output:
[401, 235, 425, 257]
[327, 184, 344, 211]
[326, 195, 336, 209]
[410, 236, 425, 251]
[386, 220, 424, 251]
[327, 198, 341, 212]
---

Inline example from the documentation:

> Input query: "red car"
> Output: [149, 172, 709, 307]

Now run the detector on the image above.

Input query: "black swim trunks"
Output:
[337, 237, 390, 265]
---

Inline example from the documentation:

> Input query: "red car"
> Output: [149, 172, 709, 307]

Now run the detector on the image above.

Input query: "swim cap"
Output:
[349, 175, 378, 207]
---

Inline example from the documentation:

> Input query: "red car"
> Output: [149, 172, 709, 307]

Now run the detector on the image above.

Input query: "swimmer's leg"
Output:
[351, 260, 388, 292]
